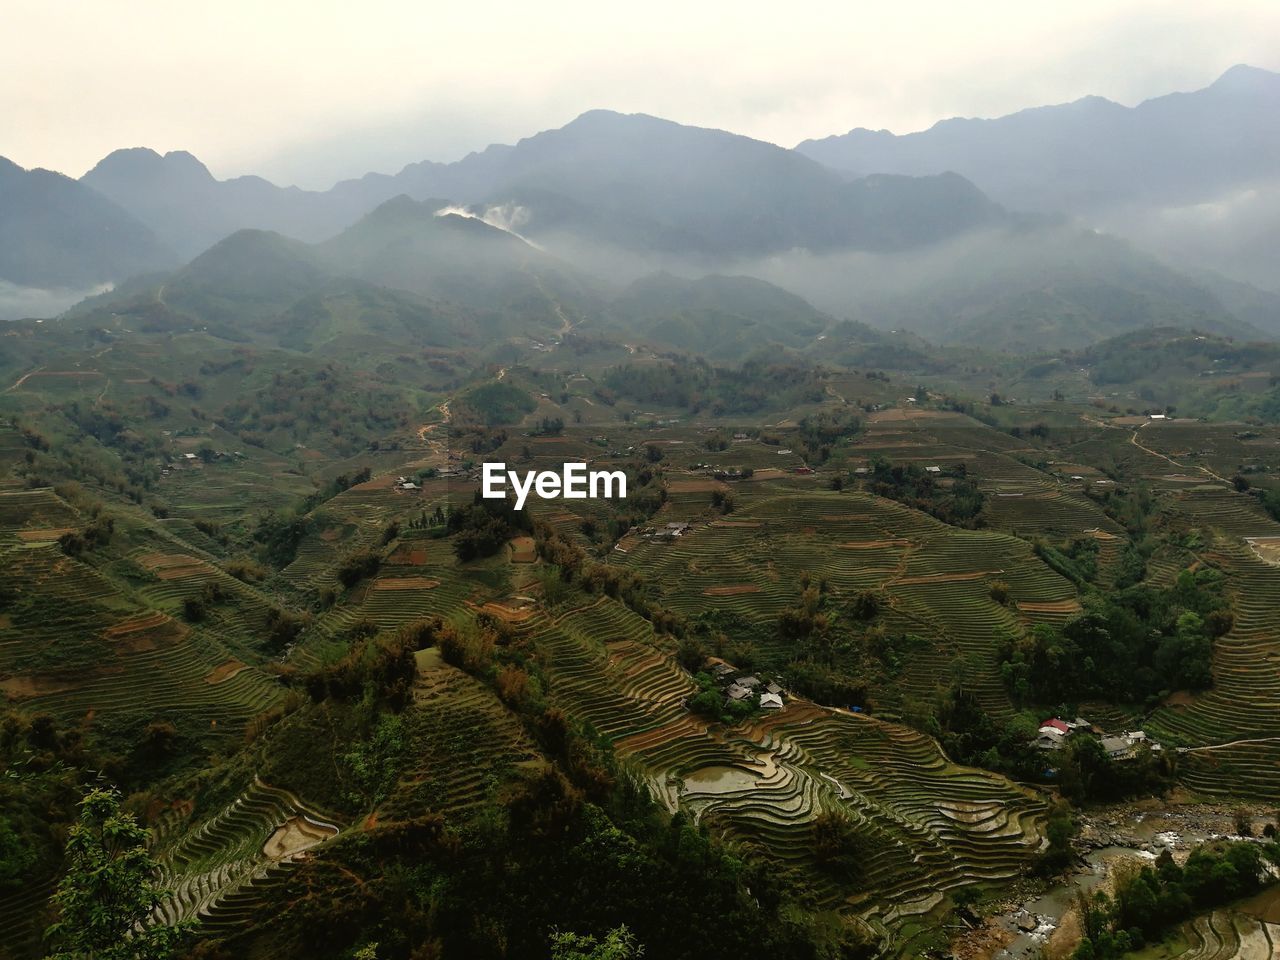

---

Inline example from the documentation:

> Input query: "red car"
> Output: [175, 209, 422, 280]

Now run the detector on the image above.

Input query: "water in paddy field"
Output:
[680, 765, 762, 795]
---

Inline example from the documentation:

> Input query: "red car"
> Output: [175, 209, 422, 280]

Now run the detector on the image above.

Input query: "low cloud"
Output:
[0, 281, 111, 321]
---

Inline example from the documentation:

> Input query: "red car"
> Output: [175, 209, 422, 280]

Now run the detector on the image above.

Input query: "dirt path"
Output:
[533, 275, 577, 339]
[1129, 423, 1230, 484]
[1182, 735, 1280, 753]
[416, 399, 451, 446]
[4, 366, 44, 393]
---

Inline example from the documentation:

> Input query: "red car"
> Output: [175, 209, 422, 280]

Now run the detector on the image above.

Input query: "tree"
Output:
[551, 925, 644, 960]
[45, 787, 193, 960]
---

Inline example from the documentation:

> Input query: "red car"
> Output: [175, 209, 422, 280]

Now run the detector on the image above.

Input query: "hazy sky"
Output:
[6, 0, 1279, 189]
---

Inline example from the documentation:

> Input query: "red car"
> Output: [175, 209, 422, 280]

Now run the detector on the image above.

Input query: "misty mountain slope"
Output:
[1187, 270, 1280, 337]
[65, 198, 591, 348]
[797, 65, 1280, 291]
[328, 110, 1007, 258]
[604, 272, 832, 359]
[160, 229, 332, 327]
[741, 225, 1263, 352]
[797, 64, 1280, 214]
[0, 156, 173, 289]
[318, 195, 600, 333]
[81, 148, 358, 259]
[271, 280, 478, 354]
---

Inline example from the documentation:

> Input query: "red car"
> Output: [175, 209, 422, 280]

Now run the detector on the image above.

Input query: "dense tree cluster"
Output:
[1073, 841, 1278, 959]
[861, 457, 985, 528]
[999, 566, 1229, 706]
[448, 492, 533, 561]
[601, 359, 825, 414]
[219, 366, 412, 456]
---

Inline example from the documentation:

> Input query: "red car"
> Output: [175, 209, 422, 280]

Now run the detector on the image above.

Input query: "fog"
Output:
[0, 281, 112, 322]
[1095, 181, 1280, 294]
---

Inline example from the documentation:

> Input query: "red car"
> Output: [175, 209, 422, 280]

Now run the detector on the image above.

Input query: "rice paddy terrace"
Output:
[0, 487, 285, 748]
[1145, 486, 1280, 802]
[513, 592, 1048, 952]
[149, 779, 343, 937]
[617, 488, 1079, 718]
[1142, 885, 1280, 960]
[7, 360, 1280, 958]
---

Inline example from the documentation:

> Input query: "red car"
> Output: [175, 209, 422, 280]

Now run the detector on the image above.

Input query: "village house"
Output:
[655, 522, 691, 540]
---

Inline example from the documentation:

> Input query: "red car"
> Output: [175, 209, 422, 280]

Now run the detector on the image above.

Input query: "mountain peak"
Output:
[1210, 63, 1280, 92]
[86, 147, 214, 184]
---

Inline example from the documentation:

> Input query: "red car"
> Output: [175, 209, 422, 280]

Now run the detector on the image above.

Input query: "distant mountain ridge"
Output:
[796, 64, 1280, 214]
[66, 194, 597, 348]
[74, 112, 1006, 266]
[4, 70, 1278, 351]
[795, 64, 1280, 292]
[81, 148, 357, 259]
[0, 156, 173, 289]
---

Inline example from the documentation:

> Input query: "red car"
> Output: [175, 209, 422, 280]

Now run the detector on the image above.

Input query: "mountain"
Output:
[67, 196, 594, 347]
[157, 229, 331, 327]
[796, 65, 1280, 290]
[607, 272, 831, 359]
[72, 113, 1005, 274]
[318, 195, 599, 332]
[737, 224, 1263, 353]
[81, 148, 356, 259]
[0, 156, 173, 290]
[329, 110, 1006, 259]
[797, 65, 1280, 215]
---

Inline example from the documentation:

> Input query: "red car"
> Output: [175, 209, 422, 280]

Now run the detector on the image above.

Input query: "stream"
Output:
[988, 804, 1273, 958]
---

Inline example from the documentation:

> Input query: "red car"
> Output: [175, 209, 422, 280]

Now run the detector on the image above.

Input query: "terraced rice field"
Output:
[1151, 908, 1278, 959]
[514, 594, 1047, 949]
[1143, 488, 1280, 799]
[617, 491, 1077, 716]
[0, 502, 286, 747]
[152, 780, 343, 936]
[384, 649, 541, 819]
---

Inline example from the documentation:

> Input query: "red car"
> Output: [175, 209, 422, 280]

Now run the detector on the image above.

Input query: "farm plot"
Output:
[616, 491, 1078, 716]
[516, 593, 1045, 946]
[152, 779, 343, 936]
[383, 649, 541, 820]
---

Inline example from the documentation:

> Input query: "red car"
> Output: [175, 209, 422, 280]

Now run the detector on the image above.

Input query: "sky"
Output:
[5, 0, 1280, 190]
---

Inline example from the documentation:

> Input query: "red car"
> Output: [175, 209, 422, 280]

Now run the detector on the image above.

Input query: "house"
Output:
[400, 482, 419, 492]
[1036, 730, 1066, 751]
[737, 676, 761, 690]
[853, 467, 869, 475]
[925, 465, 942, 474]
[1039, 718, 1072, 736]
[759, 693, 784, 710]
[182, 453, 197, 461]
[795, 466, 813, 475]
[765, 682, 783, 696]
[711, 663, 735, 680]
[726, 683, 752, 701]
[1149, 414, 1167, 420]
[1101, 736, 1135, 759]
